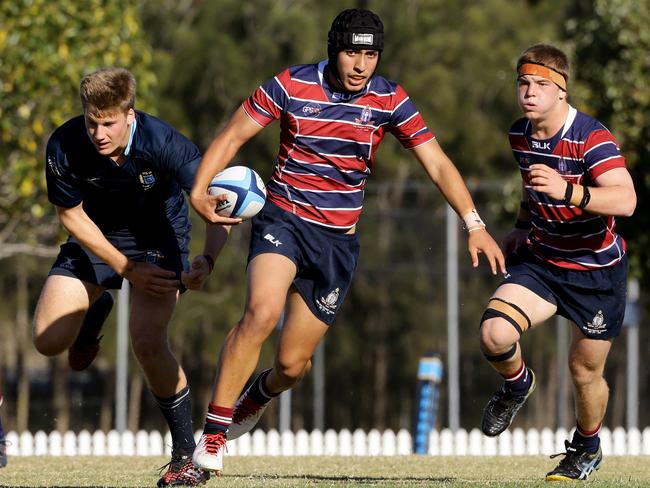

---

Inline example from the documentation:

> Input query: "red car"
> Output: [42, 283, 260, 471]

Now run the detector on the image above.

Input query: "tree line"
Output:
[0, 0, 648, 433]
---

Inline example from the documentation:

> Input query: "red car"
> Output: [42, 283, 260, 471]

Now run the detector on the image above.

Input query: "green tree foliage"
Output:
[2, 0, 648, 434]
[566, 0, 650, 281]
[0, 0, 156, 432]
[0, 0, 156, 253]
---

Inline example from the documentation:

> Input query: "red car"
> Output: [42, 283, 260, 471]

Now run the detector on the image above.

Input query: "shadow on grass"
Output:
[223, 474, 456, 483]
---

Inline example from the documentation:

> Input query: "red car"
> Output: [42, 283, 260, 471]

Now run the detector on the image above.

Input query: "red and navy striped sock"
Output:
[572, 421, 601, 453]
[502, 361, 532, 395]
[203, 403, 233, 435]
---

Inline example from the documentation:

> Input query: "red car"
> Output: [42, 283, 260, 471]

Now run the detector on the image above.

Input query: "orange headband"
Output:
[518, 63, 567, 91]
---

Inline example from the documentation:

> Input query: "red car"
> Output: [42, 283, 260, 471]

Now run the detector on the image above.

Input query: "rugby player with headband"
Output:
[478, 44, 636, 481]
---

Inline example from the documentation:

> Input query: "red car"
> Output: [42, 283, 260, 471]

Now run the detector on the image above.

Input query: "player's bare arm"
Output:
[190, 107, 264, 225]
[412, 140, 506, 275]
[56, 204, 180, 295]
[528, 164, 636, 216]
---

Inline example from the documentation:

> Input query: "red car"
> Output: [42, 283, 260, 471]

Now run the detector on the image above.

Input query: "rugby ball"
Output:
[208, 166, 266, 219]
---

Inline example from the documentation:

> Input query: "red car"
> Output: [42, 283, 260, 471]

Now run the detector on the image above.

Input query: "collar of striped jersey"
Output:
[318, 60, 372, 101]
[517, 63, 567, 91]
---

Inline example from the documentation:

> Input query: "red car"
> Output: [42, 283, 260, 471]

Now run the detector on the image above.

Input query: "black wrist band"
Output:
[514, 219, 532, 230]
[563, 182, 573, 204]
[578, 186, 591, 209]
[202, 254, 215, 272]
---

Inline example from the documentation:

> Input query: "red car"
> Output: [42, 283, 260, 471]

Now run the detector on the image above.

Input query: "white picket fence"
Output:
[4, 427, 650, 457]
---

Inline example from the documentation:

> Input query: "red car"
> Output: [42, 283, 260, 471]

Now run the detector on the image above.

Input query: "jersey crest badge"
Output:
[139, 171, 156, 190]
[355, 105, 375, 131]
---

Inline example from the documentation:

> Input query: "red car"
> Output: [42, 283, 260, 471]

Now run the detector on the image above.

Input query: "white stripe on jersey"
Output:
[396, 110, 421, 127]
[583, 140, 616, 156]
[588, 154, 622, 171]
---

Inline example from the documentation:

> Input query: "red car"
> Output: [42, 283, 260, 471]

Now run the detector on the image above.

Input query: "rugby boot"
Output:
[68, 291, 114, 371]
[192, 432, 227, 474]
[227, 386, 271, 440]
[157, 448, 210, 486]
[481, 369, 536, 436]
[546, 440, 602, 481]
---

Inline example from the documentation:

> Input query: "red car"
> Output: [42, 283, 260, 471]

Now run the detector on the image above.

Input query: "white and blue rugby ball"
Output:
[208, 165, 266, 220]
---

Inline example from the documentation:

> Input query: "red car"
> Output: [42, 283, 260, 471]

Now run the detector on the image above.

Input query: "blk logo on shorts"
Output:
[264, 233, 282, 247]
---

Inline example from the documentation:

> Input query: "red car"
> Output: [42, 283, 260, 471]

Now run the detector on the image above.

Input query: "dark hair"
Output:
[327, 8, 384, 61]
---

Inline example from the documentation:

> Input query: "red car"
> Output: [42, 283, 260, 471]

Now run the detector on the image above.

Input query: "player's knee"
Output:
[131, 334, 166, 364]
[569, 357, 603, 387]
[275, 355, 311, 382]
[479, 319, 515, 354]
[32, 333, 62, 356]
[238, 305, 283, 340]
[480, 297, 530, 353]
[32, 320, 67, 356]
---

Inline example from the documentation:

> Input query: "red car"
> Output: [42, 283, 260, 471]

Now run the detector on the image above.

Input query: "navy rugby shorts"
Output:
[248, 201, 360, 325]
[49, 233, 189, 291]
[502, 246, 628, 339]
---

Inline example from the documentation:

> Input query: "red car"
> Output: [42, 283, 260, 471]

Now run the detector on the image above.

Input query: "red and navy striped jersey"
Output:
[242, 61, 435, 230]
[509, 106, 627, 270]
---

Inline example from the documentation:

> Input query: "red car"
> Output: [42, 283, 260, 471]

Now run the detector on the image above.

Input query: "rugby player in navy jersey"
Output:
[33, 68, 228, 486]
[478, 44, 636, 481]
[189, 8, 505, 473]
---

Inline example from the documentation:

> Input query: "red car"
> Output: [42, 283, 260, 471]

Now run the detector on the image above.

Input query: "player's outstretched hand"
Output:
[467, 229, 506, 275]
[182, 255, 212, 290]
[190, 191, 243, 226]
[124, 261, 180, 295]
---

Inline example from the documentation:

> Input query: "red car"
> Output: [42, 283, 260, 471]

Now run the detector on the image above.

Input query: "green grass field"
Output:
[1, 455, 649, 487]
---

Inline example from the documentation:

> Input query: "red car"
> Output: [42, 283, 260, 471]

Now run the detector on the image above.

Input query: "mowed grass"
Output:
[1, 455, 650, 487]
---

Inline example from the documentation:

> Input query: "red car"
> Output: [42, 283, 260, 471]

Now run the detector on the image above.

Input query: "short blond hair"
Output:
[80, 67, 136, 116]
[517, 44, 570, 86]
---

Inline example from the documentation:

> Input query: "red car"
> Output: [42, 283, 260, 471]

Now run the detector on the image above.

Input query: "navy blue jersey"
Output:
[45, 111, 200, 242]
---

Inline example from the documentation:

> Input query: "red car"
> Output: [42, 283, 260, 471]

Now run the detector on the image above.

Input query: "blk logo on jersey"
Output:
[139, 171, 156, 190]
[531, 140, 551, 150]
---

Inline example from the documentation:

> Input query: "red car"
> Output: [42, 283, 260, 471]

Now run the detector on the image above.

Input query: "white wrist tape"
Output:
[462, 209, 486, 233]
